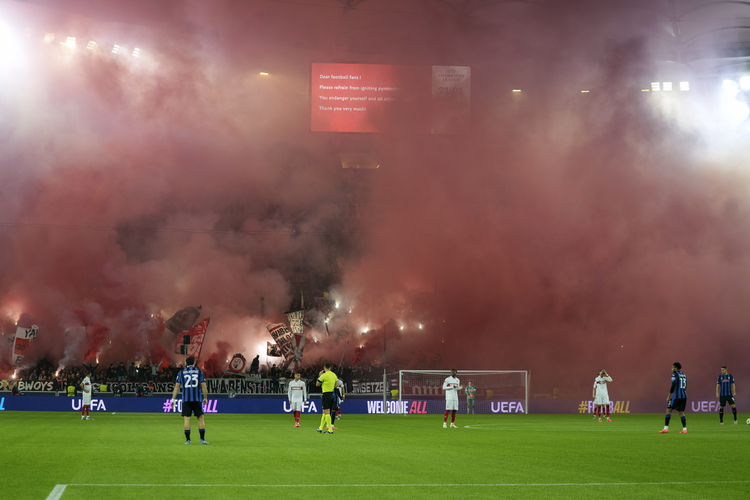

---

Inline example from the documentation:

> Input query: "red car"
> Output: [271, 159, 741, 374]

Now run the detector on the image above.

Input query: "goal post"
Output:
[397, 370, 529, 415]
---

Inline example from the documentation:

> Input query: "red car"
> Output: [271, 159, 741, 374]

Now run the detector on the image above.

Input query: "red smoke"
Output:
[0, 0, 748, 400]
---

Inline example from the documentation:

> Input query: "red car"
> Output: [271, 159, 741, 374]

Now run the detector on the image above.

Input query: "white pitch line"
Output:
[59, 480, 750, 488]
[45, 484, 66, 500]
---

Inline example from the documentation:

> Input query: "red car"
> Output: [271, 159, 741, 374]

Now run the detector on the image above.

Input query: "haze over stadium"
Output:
[1, 0, 749, 398]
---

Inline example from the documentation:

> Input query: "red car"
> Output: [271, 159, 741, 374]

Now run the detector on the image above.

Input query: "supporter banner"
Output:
[228, 354, 246, 373]
[173, 318, 210, 358]
[0, 393, 736, 415]
[12, 325, 39, 366]
[267, 342, 282, 357]
[284, 309, 304, 335]
[266, 323, 293, 358]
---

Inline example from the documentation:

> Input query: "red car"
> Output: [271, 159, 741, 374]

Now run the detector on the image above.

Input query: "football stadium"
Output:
[1, 0, 750, 498]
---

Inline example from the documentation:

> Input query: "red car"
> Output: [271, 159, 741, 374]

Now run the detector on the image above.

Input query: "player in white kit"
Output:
[593, 369, 613, 422]
[287, 372, 307, 427]
[80, 370, 93, 420]
[442, 369, 462, 428]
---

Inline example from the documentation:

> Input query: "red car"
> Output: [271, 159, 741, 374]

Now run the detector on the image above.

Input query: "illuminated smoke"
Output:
[0, 1, 748, 398]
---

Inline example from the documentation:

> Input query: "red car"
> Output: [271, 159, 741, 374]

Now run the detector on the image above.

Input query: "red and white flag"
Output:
[173, 318, 210, 359]
[267, 342, 282, 357]
[287, 334, 306, 371]
[266, 323, 294, 359]
[228, 353, 246, 373]
[12, 325, 39, 366]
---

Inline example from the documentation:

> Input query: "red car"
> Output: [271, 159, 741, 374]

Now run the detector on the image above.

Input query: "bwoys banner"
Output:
[173, 318, 210, 358]
[284, 309, 305, 335]
[12, 325, 39, 366]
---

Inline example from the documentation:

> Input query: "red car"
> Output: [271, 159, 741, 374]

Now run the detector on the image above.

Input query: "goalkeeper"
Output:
[465, 380, 476, 414]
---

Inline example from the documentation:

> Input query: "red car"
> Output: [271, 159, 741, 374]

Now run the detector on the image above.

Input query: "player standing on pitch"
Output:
[443, 369, 462, 428]
[716, 365, 738, 425]
[287, 371, 307, 427]
[80, 370, 93, 420]
[171, 356, 209, 444]
[465, 380, 476, 414]
[316, 362, 337, 434]
[660, 362, 687, 434]
[331, 377, 345, 427]
[593, 369, 613, 422]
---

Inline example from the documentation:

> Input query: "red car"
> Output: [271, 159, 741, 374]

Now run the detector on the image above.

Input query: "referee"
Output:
[316, 362, 337, 434]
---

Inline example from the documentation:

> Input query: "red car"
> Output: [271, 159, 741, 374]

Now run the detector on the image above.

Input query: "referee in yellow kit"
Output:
[316, 362, 338, 434]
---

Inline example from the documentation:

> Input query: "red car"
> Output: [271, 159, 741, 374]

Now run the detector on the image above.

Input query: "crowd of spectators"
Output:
[6, 357, 388, 394]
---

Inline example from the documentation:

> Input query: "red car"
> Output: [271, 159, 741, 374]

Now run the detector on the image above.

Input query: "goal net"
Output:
[397, 370, 529, 415]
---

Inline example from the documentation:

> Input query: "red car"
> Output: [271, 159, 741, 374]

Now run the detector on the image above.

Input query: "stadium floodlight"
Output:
[651, 82, 660, 91]
[679, 81, 689, 91]
[259, 71, 269, 76]
[132, 47, 141, 58]
[720, 79, 749, 125]
[580, 90, 590, 93]
[86, 40, 96, 50]
[44, 32, 54, 43]
[112, 44, 120, 54]
[64, 36, 76, 49]
[663, 82, 673, 91]
[0, 22, 24, 69]
[740, 76, 750, 91]
[511, 89, 522, 93]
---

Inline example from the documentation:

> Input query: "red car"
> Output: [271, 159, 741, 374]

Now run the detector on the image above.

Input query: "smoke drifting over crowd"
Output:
[1, 0, 749, 398]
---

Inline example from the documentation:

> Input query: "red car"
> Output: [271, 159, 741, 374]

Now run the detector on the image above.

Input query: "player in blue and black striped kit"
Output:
[659, 362, 687, 434]
[170, 356, 209, 444]
[716, 365, 738, 425]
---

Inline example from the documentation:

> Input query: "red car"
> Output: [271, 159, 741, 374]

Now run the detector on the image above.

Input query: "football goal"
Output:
[397, 370, 529, 415]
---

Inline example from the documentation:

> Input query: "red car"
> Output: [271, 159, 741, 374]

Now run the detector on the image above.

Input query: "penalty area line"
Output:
[56, 480, 750, 488]
[46, 485, 66, 500]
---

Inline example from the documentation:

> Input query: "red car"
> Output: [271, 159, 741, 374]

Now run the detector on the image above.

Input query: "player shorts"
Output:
[445, 399, 459, 411]
[290, 401, 303, 412]
[720, 395, 736, 407]
[182, 401, 204, 417]
[321, 392, 336, 411]
[668, 398, 687, 412]
[82, 395, 92, 406]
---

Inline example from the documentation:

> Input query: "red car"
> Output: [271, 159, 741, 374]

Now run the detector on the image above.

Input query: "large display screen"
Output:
[311, 63, 470, 134]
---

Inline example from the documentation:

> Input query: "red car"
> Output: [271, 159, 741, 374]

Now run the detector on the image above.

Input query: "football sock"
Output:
[444, 410, 449, 423]
[451, 410, 456, 423]
[732, 408, 737, 421]
[719, 408, 724, 422]
[199, 429, 205, 440]
[664, 414, 671, 427]
[319, 415, 325, 430]
[325, 414, 332, 431]
[680, 416, 686, 429]
[605, 405, 610, 417]
[184, 430, 190, 441]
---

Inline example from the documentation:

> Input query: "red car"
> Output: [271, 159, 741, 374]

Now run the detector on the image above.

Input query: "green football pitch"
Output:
[2, 411, 748, 499]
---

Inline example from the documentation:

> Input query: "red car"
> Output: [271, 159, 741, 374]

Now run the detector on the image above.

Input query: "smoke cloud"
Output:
[1, 0, 748, 398]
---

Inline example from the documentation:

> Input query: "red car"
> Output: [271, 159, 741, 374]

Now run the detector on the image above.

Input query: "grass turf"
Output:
[2, 411, 748, 499]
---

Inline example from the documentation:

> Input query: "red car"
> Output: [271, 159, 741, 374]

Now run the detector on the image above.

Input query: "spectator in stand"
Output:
[117, 362, 126, 382]
[250, 355, 260, 374]
[149, 358, 163, 383]
[127, 361, 136, 381]
[11, 381, 21, 396]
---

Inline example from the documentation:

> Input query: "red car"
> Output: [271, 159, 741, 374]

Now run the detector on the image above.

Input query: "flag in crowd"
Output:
[173, 317, 210, 358]
[165, 305, 202, 334]
[266, 323, 294, 358]
[12, 325, 39, 366]
[285, 308, 305, 334]
[228, 353, 247, 372]
[267, 342, 282, 357]
[287, 334, 306, 371]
